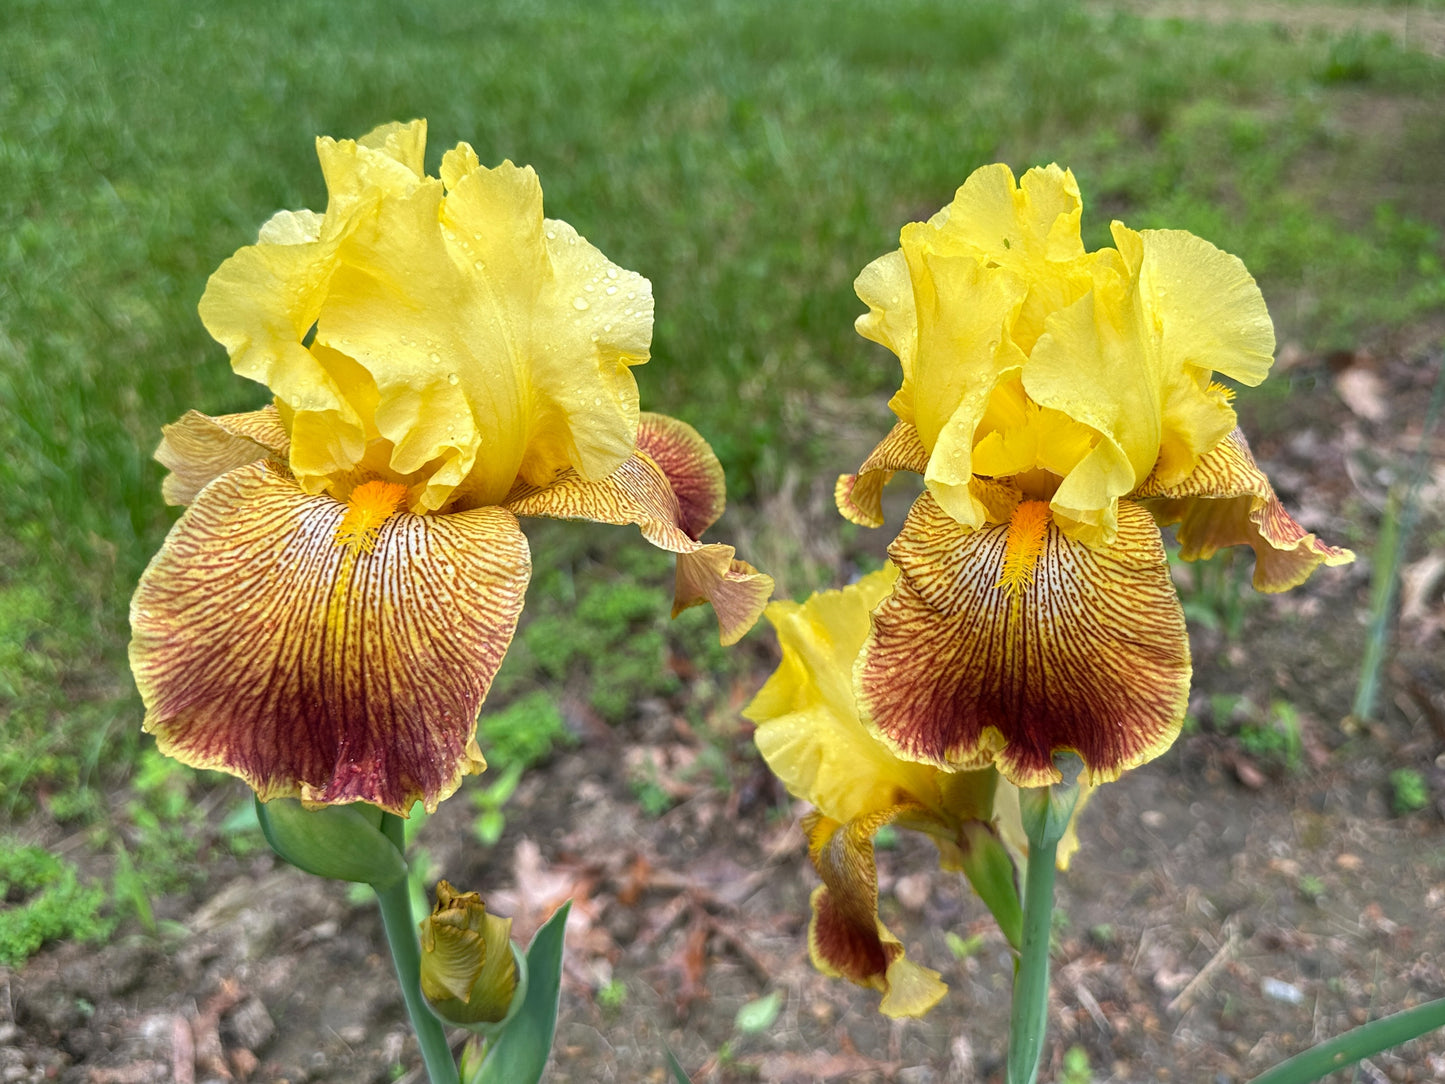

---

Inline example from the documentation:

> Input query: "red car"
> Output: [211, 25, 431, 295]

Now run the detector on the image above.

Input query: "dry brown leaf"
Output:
[1334, 367, 1390, 423]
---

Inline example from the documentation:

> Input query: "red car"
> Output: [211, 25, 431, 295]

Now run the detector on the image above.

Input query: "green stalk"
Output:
[1248, 996, 1445, 1084]
[377, 812, 460, 1084]
[1005, 827, 1059, 1084]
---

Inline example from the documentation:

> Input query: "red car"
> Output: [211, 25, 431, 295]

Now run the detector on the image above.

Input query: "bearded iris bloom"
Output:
[837, 164, 1352, 787]
[130, 120, 772, 816]
[745, 567, 1089, 1017]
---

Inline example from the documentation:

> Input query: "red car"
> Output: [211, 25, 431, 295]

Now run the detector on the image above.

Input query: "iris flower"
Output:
[746, 567, 1088, 1017]
[130, 120, 771, 816]
[837, 164, 1352, 787]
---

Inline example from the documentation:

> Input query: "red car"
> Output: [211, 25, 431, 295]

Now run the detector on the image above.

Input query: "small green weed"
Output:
[1389, 768, 1430, 815]
[1220, 697, 1305, 775]
[946, 931, 984, 959]
[0, 840, 114, 968]
[1298, 873, 1326, 903]
[597, 978, 627, 1011]
[1060, 1045, 1094, 1084]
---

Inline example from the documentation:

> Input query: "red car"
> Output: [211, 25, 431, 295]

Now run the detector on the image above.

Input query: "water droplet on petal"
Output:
[605, 285, 617, 295]
[429, 352, 442, 365]
[573, 297, 589, 310]
[447, 372, 460, 385]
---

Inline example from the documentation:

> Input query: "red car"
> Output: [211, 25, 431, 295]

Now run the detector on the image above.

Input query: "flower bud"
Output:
[255, 798, 406, 888]
[419, 881, 522, 1029]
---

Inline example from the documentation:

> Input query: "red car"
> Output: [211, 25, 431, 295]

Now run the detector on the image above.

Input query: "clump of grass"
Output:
[0, 841, 113, 968]
[1389, 768, 1429, 815]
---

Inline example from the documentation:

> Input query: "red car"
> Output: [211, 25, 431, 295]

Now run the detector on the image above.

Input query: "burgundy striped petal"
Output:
[859, 493, 1190, 786]
[130, 460, 530, 814]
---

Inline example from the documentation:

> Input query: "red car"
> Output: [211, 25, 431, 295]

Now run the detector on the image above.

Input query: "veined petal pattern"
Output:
[130, 461, 531, 814]
[860, 494, 1191, 785]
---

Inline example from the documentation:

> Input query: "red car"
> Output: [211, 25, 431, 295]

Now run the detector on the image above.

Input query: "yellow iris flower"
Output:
[130, 120, 772, 816]
[745, 567, 1089, 1017]
[838, 163, 1352, 787]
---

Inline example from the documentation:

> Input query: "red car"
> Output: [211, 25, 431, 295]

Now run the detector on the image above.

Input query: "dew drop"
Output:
[584, 283, 595, 292]
[545, 229, 556, 240]
[605, 285, 617, 295]
[573, 297, 589, 310]
[447, 372, 460, 386]
[429, 352, 442, 365]
[473, 260, 485, 271]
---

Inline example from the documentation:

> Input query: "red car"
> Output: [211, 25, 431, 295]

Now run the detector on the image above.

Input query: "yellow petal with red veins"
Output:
[835, 421, 929, 528]
[130, 461, 531, 815]
[1137, 429, 1355, 591]
[156, 406, 291, 506]
[859, 493, 1190, 786]
[746, 567, 947, 825]
[636, 412, 725, 540]
[503, 422, 772, 644]
[804, 809, 948, 1019]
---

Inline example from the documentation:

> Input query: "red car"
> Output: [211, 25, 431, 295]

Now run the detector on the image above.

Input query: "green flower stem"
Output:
[1005, 821, 1059, 1084]
[1248, 996, 1445, 1084]
[377, 812, 460, 1084]
[1007, 761, 1081, 1084]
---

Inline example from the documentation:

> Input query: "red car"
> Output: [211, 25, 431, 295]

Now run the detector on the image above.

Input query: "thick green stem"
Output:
[1006, 828, 1059, 1084]
[1248, 996, 1445, 1084]
[377, 812, 460, 1084]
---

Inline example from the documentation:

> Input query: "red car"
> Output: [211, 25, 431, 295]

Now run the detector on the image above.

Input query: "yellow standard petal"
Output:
[503, 412, 772, 644]
[858, 492, 1191, 786]
[199, 120, 652, 514]
[129, 461, 532, 814]
[1137, 428, 1355, 591]
[804, 809, 948, 1019]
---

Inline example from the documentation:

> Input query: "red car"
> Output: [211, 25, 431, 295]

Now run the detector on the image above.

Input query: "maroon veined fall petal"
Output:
[130, 460, 531, 815]
[504, 419, 772, 645]
[1136, 428, 1354, 592]
[156, 405, 291, 506]
[635, 412, 726, 541]
[858, 493, 1191, 786]
[804, 806, 948, 1019]
[835, 421, 930, 528]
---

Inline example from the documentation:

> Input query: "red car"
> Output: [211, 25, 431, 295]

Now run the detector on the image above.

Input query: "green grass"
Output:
[1, 0, 1443, 957]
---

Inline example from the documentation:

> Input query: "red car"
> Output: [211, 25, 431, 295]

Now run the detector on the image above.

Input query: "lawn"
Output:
[1, 0, 1443, 1078]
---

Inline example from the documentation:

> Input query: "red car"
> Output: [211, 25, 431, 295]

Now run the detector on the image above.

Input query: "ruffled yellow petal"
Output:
[129, 461, 531, 815]
[503, 413, 771, 644]
[906, 244, 1028, 528]
[926, 164, 1093, 355]
[804, 809, 948, 1019]
[834, 422, 929, 528]
[1137, 429, 1355, 591]
[200, 120, 652, 514]
[858, 493, 1191, 786]
[854, 249, 918, 426]
[746, 566, 945, 825]
[156, 406, 290, 506]
[1136, 227, 1275, 388]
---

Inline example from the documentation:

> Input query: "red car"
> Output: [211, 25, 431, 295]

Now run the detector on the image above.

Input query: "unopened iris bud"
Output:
[419, 881, 523, 1029]
[255, 798, 406, 888]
